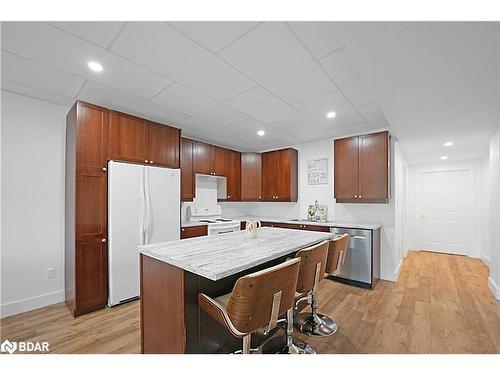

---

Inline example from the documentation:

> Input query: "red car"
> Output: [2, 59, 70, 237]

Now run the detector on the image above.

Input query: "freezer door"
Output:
[108, 161, 145, 306]
[145, 166, 180, 244]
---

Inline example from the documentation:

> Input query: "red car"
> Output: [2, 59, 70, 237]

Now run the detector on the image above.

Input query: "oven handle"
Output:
[217, 229, 235, 234]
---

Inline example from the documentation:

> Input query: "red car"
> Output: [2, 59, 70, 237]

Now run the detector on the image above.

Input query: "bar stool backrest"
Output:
[294, 240, 329, 294]
[226, 257, 301, 334]
[325, 234, 349, 275]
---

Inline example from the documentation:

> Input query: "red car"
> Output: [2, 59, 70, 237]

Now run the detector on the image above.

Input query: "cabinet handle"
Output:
[101, 238, 107, 243]
[259, 196, 261, 199]
[354, 195, 358, 198]
[359, 195, 362, 198]
[150, 160, 154, 164]
[227, 195, 231, 199]
[181, 228, 185, 231]
[102, 167, 107, 172]
[144, 160, 149, 163]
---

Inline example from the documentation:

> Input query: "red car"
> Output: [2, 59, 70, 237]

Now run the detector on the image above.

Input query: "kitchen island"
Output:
[138, 227, 335, 354]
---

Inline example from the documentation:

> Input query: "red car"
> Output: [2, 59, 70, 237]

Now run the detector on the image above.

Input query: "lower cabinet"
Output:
[181, 225, 208, 239]
[261, 221, 330, 232]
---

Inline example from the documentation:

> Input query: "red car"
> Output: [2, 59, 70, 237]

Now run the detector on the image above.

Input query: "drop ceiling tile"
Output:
[226, 118, 294, 145]
[357, 102, 389, 128]
[288, 22, 365, 59]
[175, 117, 247, 146]
[152, 83, 246, 127]
[328, 123, 372, 139]
[224, 86, 306, 127]
[49, 22, 125, 48]
[2, 22, 170, 99]
[78, 81, 187, 124]
[219, 22, 337, 103]
[1, 79, 75, 107]
[280, 121, 330, 143]
[320, 48, 374, 107]
[293, 91, 365, 129]
[1, 51, 85, 97]
[169, 22, 258, 52]
[111, 22, 255, 101]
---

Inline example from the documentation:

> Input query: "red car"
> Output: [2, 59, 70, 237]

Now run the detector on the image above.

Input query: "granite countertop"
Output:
[139, 227, 334, 281]
[233, 216, 382, 230]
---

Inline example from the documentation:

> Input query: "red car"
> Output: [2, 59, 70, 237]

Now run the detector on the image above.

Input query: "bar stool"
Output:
[198, 258, 301, 354]
[262, 240, 329, 354]
[294, 234, 349, 337]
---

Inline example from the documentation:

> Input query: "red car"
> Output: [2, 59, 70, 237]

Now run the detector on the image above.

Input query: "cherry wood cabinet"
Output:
[148, 121, 181, 168]
[261, 221, 330, 232]
[194, 141, 215, 175]
[334, 131, 390, 203]
[181, 138, 195, 201]
[261, 148, 298, 202]
[241, 153, 262, 201]
[109, 111, 180, 167]
[109, 111, 148, 164]
[226, 150, 241, 201]
[66, 101, 109, 317]
[181, 225, 208, 239]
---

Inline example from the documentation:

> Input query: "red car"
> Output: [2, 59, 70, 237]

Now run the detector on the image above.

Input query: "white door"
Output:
[416, 169, 470, 255]
[108, 161, 145, 306]
[145, 166, 180, 244]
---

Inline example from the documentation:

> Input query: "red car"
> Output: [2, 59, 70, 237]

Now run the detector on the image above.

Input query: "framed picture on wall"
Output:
[308, 157, 328, 185]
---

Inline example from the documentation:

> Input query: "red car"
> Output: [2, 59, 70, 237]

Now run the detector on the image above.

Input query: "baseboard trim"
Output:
[488, 277, 500, 300]
[0, 290, 65, 318]
[393, 258, 403, 280]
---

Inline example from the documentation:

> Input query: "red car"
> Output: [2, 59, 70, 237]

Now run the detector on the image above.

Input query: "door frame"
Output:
[415, 165, 473, 256]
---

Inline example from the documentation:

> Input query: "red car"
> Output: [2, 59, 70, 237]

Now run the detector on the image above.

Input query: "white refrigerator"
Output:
[107, 161, 180, 306]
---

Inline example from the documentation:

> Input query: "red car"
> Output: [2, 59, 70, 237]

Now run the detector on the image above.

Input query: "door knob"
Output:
[102, 167, 107, 172]
[101, 238, 107, 243]
[354, 195, 358, 198]
[150, 160, 154, 164]
[144, 160, 148, 163]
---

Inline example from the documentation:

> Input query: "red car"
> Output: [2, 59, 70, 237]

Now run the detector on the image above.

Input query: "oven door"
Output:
[208, 223, 240, 236]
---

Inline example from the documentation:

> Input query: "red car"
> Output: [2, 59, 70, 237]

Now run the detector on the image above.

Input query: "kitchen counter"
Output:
[232, 216, 382, 230]
[139, 227, 334, 281]
[180, 220, 208, 228]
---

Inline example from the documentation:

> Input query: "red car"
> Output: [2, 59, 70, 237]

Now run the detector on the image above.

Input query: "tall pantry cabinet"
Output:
[65, 101, 109, 317]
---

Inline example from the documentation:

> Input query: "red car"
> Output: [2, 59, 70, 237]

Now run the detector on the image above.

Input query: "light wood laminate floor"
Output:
[1, 251, 499, 354]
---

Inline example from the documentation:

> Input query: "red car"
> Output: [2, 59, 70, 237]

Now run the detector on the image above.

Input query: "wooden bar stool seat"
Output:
[295, 234, 349, 337]
[198, 257, 301, 354]
[262, 240, 329, 353]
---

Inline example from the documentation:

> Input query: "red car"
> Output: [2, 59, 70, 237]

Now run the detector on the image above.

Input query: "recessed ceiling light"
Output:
[440, 156, 448, 160]
[87, 61, 103, 72]
[444, 141, 453, 147]
[326, 111, 336, 119]
[257, 130, 265, 136]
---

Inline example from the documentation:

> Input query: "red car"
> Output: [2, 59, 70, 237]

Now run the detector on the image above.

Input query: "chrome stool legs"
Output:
[294, 290, 337, 337]
[261, 308, 316, 354]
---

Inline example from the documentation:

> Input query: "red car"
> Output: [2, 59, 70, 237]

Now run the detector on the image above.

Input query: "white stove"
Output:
[187, 204, 241, 236]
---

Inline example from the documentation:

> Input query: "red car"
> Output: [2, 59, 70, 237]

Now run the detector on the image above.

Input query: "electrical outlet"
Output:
[47, 268, 56, 279]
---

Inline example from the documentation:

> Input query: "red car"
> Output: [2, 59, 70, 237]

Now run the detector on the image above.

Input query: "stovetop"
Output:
[198, 218, 238, 224]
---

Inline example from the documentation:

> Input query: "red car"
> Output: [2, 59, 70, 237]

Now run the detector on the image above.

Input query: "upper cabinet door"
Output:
[109, 111, 148, 163]
[76, 102, 109, 172]
[226, 150, 241, 201]
[261, 151, 277, 200]
[358, 132, 389, 202]
[147, 121, 180, 168]
[241, 153, 262, 201]
[194, 141, 213, 175]
[181, 138, 194, 201]
[214, 146, 230, 177]
[334, 136, 359, 202]
[276, 149, 298, 202]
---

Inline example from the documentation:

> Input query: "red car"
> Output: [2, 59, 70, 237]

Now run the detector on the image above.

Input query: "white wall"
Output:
[1, 91, 69, 317]
[408, 159, 489, 260]
[487, 129, 500, 299]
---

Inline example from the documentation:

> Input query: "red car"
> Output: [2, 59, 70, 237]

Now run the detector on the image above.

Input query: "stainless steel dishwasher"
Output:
[330, 227, 380, 289]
